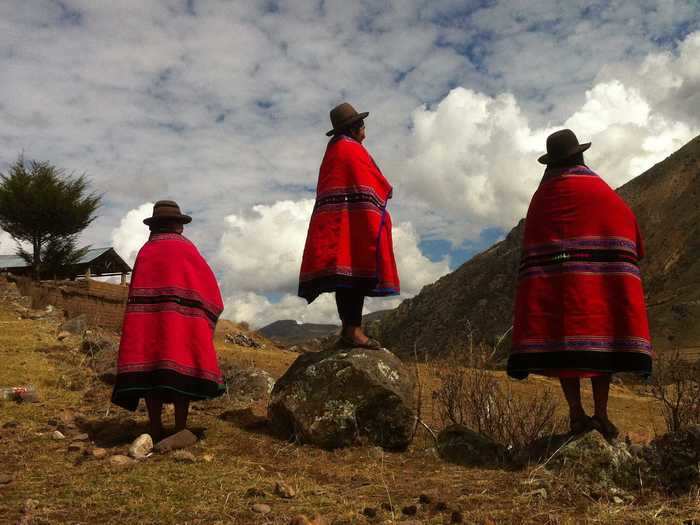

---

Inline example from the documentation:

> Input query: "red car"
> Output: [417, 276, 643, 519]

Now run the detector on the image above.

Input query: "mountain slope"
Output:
[379, 135, 700, 359]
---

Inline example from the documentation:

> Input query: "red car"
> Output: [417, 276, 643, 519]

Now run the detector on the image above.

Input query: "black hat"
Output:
[326, 102, 369, 137]
[143, 200, 192, 225]
[538, 129, 591, 165]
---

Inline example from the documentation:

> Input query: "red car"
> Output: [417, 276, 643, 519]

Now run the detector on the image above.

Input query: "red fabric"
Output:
[117, 233, 224, 385]
[511, 165, 652, 370]
[298, 136, 400, 302]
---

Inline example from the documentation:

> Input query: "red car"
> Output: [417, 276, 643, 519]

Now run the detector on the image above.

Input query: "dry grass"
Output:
[1, 284, 699, 523]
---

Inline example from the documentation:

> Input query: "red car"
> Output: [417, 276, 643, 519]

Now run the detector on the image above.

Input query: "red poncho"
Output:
[112, 233, 225, 410]
[298, 135, 400, 303]
[507, 165, 653, 379]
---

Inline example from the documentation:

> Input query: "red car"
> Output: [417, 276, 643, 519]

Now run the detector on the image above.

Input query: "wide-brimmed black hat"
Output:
[326, 102, 369, 137]
[538, 129, 591, 165]
[143, 200, 192, 225]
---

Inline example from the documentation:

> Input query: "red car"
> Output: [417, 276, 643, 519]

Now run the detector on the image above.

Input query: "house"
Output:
[0, 247, 132, 283]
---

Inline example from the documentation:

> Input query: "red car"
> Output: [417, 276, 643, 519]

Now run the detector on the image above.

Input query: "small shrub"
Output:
[650, 348, 700, 433]
[431, 348, 564, 451]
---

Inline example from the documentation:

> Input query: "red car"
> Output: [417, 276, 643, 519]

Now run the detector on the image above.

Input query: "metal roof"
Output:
[0, 247, 119, 269]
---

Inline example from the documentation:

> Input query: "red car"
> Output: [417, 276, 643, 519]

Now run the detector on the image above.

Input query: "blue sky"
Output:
[1, 1, 699, 326]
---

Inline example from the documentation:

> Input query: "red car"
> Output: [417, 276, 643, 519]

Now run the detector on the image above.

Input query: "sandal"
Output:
[590, 415, 620, 441]
[337, 336, 383, 350]
[569, 416, 594, 436]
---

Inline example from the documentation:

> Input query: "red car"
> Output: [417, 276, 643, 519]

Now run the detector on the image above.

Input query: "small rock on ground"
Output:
[67, 442, 85, 452]
[0, 474, 13, 485]
[129, 433, 154, 459]
[154, 429, 197, 453]
[274, 480, 296, 498]
[245, 487, 266, 498]
[109, 455, 134, 467]
[252, 503, 271, 514]
[91, 448, 108, 459]
[52, 430, 66, 440]
[73, 433, 90, 441]
[57, 331, 71, 341]
[402, 504, 417, 516]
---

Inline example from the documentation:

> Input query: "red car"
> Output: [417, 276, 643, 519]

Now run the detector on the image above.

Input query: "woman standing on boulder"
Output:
[298, 103, 400, 349]
[507, 129, 653, 440]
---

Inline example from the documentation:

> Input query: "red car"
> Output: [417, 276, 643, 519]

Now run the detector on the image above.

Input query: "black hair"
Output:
[149, 221, 183, 234]
[335, 119, 365, 138]
[550, 151, 585, 167]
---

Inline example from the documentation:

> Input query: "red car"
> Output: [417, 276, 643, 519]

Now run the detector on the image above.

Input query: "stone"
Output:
[274, 480, 296, 499]
[245, 487, 266, 498]
[67, 442, 85, 453]
[57, 331, 71, 341]
[91, 448, 108, 459]
[61, 315, 87, 335]
[23, 499, 39, 513]
[221, 365, 275, 402]
[252, 503, 271, 514]
[202, 454, 214, 463]
[0, 474, 13, 485]
[436, 425, 508, 467]
[73, 433, 90, 442]
[154, 429, 197, 453]
[172, 450, 196, 463]
[129, 433, 154, 459]
[109, 455, 134, 467]
[544, 431, 638, 491]
[612, 496, 624, 504]
[269, 346, 416, 450]
[52, 430, 66, 440]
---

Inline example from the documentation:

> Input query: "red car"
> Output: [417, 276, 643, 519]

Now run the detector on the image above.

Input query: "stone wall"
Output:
[11, 276, 128, 331]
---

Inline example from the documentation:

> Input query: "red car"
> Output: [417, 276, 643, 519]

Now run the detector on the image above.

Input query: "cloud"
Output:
[216, 199, 448, 327]
[1, 2, 699, 328]
[395, 34, 700, 242]
[111, 202, 153, 266]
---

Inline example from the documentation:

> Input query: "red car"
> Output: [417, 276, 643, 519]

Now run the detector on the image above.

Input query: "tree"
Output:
[0, 157, 101, 279]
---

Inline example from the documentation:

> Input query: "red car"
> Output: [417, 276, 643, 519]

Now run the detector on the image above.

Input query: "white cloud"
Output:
[111, 203, 153, 266]
[1, 3, 698, 328]
[217, 199, 448, 327]
[395, 36, 700, 241]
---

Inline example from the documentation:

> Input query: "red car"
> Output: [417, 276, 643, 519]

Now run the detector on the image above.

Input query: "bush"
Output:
[431, 347, 564, 451]
[650, 349, 700, 433]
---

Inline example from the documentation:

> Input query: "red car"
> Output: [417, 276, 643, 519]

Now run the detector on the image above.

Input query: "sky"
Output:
[1, 1, 699, 327]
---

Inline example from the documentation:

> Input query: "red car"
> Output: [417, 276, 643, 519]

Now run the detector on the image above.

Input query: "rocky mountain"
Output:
[378, 135, 700, 359]
[257, 320, 339, 346]
[258, 310, 395, 347]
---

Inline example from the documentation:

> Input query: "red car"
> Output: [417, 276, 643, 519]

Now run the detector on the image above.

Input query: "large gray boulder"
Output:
[268, 346, 416, 450]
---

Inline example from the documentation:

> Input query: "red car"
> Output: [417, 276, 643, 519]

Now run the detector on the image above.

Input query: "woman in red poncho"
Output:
[298, 102, 400, 349]
[507, 130, 653, 440]
[112, 200, 225, 441]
